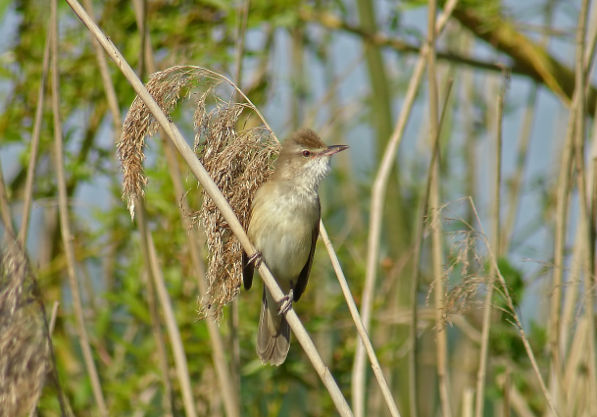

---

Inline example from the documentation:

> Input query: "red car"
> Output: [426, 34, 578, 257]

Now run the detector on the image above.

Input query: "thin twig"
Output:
[319, 223, 401, 417]
[51, 1, 107, 414]
[63, 1, 354, 414]
[474, 73, 507, 417]
[352, 3, 458, 417]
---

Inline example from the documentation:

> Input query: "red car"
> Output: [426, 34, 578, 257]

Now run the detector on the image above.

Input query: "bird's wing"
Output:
[293, 198, 320, 302]
[242, 251, 254, 290]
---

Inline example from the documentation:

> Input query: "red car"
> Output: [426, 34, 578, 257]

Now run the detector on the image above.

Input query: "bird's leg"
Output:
[278, 289, 294, 315]
[246, 251, 263, 269]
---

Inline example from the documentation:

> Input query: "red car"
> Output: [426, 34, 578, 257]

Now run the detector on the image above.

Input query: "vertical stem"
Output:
[50, 0, 108, 414]
[135, 203, 199, 417]
[162, 142, 240, 417]
[0, 159, 15, 237]
[474, 74, 506, 417]
[136, 203, 176, 417]
[353, 4, 459, 416]
[18, 36, 51, 245]
[426, 2, 451, 417]
[572, 1, 597, 414]
[130, 2, 241, 414]
[230, 1, 250, 405]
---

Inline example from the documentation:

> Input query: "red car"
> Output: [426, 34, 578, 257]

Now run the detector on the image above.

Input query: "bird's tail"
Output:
[257, 289, 290, 366]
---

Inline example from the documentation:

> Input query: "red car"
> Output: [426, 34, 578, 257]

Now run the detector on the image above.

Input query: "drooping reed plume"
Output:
[118, 65, 279, 319]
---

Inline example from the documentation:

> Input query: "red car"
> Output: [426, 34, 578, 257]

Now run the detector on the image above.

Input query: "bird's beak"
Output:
[321, 144, 349, 156]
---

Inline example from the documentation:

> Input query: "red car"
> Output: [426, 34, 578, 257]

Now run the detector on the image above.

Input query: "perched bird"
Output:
[242, 128, 348, 365]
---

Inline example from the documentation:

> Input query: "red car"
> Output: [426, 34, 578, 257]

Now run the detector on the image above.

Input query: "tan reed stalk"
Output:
[50, 1, 108, 414]
[135, 201, 198, 417]
[426, 3, 452, 416]
[229, 0, 250, 404]
[462, 388, 473, 417]
[162, 140, 241, 417]
[18, 36, 51, 245]
[474, 74, 506, 417]
[82, 3, 176, 413]
[352, 3, 458, 417]
[572, 1, 597, 412]
[467, 197, 559, 416]
[129, 3, 241, 413]
[0, 160, 15, 237]
[63, 1, 354, 414]
[82, 0, 121, 131]
[501, 86, 537, 254]
[405, 79, 454, 417]
[319, 223, 401, 417]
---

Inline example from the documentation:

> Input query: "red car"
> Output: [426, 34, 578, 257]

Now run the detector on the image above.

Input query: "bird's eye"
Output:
[302, 150, 311, 157]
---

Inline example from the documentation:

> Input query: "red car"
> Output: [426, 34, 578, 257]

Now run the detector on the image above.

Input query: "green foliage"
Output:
[1, 0, 593, 416]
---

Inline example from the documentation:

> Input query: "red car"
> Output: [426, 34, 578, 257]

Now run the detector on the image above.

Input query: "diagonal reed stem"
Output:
[63, 0, 355, 415]
[320, 222, 401, 417]
[51, 0, 108, 414]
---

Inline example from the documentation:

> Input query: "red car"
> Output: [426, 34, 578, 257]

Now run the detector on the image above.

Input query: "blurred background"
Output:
[1, 0, 596, 416]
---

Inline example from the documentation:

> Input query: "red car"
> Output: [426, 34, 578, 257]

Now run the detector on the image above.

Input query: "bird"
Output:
[242, 128, 348, 365]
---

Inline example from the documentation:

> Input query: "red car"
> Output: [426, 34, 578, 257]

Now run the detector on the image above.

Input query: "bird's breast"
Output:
[248, 184, 319, 288]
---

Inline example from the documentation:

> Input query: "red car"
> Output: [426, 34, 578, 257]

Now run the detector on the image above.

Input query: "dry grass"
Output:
[196, 110, 279, 318]
[0, 240, 49, 417]
[118, 65, 280, 319]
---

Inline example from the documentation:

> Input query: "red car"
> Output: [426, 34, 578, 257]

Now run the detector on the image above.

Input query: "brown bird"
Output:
[242, 128, 348, 365]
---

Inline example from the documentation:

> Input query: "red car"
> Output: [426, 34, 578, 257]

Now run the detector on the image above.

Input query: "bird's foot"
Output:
[247, 251, 263, 269]
[278, 289, 294, 315]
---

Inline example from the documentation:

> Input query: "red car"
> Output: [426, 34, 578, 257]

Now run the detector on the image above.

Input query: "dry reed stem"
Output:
[229, 0, 251, 405]
[353, 3, 458, 416]
[63, 1, 354, 414]
[0, 160, 15, 237]
[50, 0, 107, 414]
[474, 73, 507, 417]
[549, 93, 576, 406]
[405, 79, 454, 417]
[136, 203, 198, 417]
[426, 3, 452, 417]
[501, 85, 536, 254]
[558, 228, 582, 359]
[572, 1, 597, 412]
[128, 2, 241, 412]
[0, 242, 49, 417]
[467, 197, 559, 416]
[87, 1, 175, 413]
[18, 36, 51, 246]
[163, 140, 240, 417]
[82, 0, 121, 133]
[319, 223, 401, 417]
